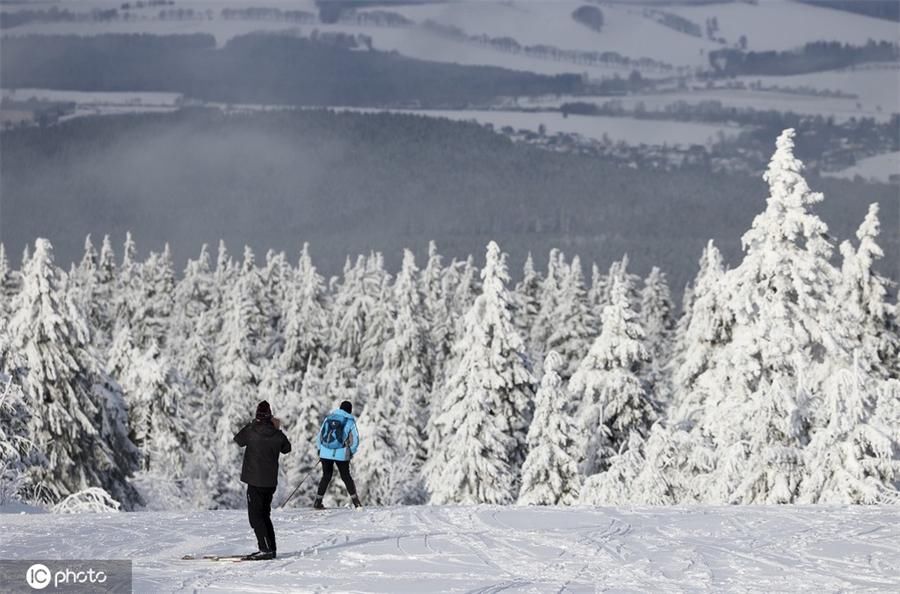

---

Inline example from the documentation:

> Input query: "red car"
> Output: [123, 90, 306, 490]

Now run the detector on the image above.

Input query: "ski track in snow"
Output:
[2, 505, 899, 592]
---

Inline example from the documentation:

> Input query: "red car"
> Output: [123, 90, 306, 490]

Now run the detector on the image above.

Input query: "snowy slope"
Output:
[361, 1, 719, 68]
[667, 0, 899, 51]
[825, 151, 900, 183]
[2, 505, 899, 591]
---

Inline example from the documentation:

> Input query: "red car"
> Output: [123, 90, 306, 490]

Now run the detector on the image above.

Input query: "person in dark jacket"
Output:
[234, 400, 291, 560]
[314, 400, 361, 509]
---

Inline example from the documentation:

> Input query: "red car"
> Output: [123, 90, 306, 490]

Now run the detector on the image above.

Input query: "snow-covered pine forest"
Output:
[0, 129, 898, 512]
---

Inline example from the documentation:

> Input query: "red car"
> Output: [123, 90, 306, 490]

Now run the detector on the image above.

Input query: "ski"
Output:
[181, 554, 250, 562]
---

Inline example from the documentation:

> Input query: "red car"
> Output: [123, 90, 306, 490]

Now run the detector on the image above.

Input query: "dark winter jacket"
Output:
[234, 420, 292, 488]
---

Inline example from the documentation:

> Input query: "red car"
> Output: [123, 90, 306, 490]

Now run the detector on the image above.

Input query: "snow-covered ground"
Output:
[2, 505, 899, 591]
[825, 151, 900, 184]
[666, 0, 899, 51]
[4, 0, 897, 76]
[359, 1, 719, 69]
[333, 108, 742, 147]
[743, 66, 900, 116]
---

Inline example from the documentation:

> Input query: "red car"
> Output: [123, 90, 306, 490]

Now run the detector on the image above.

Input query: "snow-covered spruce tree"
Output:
[450, 255, 480, 337]
[670, 240, 730, 424]
[373, 250, 432, 502]
[799, 353, 899, 504]
[10, 239, 140, 507]
[330, 255, 372, 370]
[530, 248, 564, 357]
[517, 351, 581, 506]
[689, 129, 847, 503]
[115, 343, 191, 477]
[353, 381, 399, 506]
[359, 272, 393, 377]
[428, 242, 534, 504]
[837, 203, 899, 380]
[0, 244, 12, 323]
[287, 243, 329, 379]
[280, 351, 330, 496]
[85, 235, 118, 353]
[171, 245, 215, 358]
[262, 249, 290, 348]
[587, 262, 603, 309]
[547, 255, 597, 380]
[67, 236, 98, 335]
[569, 274, 652, 476]
[0, 358, 38, 504]
[209, 262, 265, 508]
[420, 241, 452, 390]
[639, 267, 676, 404]
[513, 252, 543, 345]
[131, 245, 176, 352]
[580, 422, 705, 505]
[114, 231, 141, 330]
[598, 255, 641, 310]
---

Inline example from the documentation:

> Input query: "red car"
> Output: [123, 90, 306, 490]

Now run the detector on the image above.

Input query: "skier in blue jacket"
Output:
[314, 400, 362, 509]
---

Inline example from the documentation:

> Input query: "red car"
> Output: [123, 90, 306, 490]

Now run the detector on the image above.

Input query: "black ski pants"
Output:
[317, 459, 356, 497]
[247, 485, 277, 553]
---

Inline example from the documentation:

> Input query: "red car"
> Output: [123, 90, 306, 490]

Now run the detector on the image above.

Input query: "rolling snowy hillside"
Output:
[3, 505, 899, 592]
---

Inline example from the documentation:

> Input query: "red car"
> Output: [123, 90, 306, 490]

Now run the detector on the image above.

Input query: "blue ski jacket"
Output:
[317, 409, 360, 461]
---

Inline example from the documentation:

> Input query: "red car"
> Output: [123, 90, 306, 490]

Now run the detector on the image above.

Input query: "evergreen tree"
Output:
[581, 423, 699, 505]
[428, 242, 534, 504]
[354, 383, 399, 506]
[518, 351, 581, 506]
[9, 239, 140, 507]
[88, 235, 118, 352]
[530, 248, 564, 356]
[671, 240, 729, 424]
[280, 351, 329, 496]
[209, 263, 265, 507]
[0, 244, 11, 323]
[837, 203, 899, 380]
[570, 275, 652, 476]
[513, 252, 542, 344]
[374, 250, 431, 502]
[132, 245, 176, 351]
[800, 353, 899, 504]
[639, 267, 676, 408]
[115, 343, 191, 477]
[420, 241, 452, 390]
[687, 129, 846, 503]
[546, 255, 596, 379]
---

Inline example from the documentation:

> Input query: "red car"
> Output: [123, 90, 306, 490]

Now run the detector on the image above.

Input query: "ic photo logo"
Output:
[25, 563, 51, 589]
[24, 562, 110, 590]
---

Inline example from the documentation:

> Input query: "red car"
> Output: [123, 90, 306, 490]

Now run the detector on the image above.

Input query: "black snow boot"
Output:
[245, 550, 276, 561]
[351, 494, 362, 508]
[313, 496, 325, 510]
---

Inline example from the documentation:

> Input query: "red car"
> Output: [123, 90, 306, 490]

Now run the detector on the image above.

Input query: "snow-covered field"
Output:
[2, 505, 899, 592]
[666, 0, 899, 51]
[4, 0, 897, 77]
[825, 151, 900, 183]
[333, 108, 742, 147]
[743, 66, 900, 116]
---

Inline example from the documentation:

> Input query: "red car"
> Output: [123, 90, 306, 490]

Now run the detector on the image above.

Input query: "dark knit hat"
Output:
[340, 400, 352, 414]
[256, 400, 272, 421]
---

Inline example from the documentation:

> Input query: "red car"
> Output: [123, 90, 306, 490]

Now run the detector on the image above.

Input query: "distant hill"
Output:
[2, 109, 895, 294]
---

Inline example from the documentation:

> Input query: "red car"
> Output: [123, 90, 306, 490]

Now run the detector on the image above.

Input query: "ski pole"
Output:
[280, 460, 321, 509]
